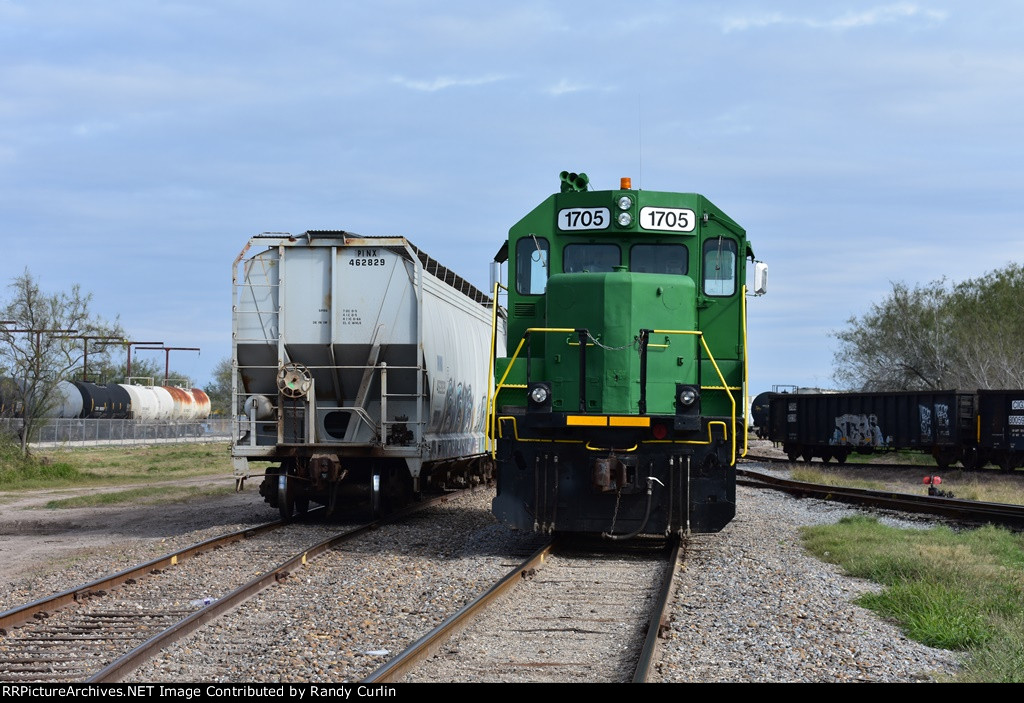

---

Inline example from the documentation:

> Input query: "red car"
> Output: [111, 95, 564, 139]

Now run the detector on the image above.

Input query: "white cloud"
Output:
[545, 79, 605, 96]
[722, 3, 948, 33]
[390, 74, 507, 92]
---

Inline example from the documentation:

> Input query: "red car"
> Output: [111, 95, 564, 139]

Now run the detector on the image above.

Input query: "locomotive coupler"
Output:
[591, 454, 639, 493]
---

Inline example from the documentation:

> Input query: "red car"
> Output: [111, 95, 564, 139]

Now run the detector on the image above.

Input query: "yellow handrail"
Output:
[489, 327, 578, 456]
[648, 329, 736, 465]
[485, 281, 504, 452]
[488, 326, 739, 465]
[742, 283, 749, 458]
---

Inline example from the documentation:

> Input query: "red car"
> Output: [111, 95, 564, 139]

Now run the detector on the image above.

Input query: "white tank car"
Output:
[42, 380, 85, 418]
[232, 231, 501, 519]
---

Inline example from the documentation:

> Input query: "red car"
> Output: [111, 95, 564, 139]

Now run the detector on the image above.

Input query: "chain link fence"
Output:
[0, 417, 234, 448]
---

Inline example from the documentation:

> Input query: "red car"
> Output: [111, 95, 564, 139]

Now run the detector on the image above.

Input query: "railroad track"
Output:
[738, 467, 1024, 528]
[743, 452, 1020, 473]
[365, 536, 683, 684]
[0, 494, 460, 683]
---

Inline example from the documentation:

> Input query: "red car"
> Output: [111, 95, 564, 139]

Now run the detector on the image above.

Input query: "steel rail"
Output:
[743, 452, 930, 470]
[742, 452, 1018, 473]
[738, 468, 1024, 528]
[361, 539, 555, 683]
[0, 516, 289, 635]
[88, 491, 465, 682]
[632, 537, 682, 683]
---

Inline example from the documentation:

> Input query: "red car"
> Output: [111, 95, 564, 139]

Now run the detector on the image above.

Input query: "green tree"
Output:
[833, 263, 1024, 391]
[88, 355, 192, 388]
[833, 280, 954, 391]
[945, 263, 1024, 389]
[204, 357, 234, 416]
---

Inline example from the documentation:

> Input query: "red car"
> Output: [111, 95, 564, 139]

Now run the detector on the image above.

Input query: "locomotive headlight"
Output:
[617, 195, 633, 210]
[678, 388, 697, 406]
[530, 385, 550, 404]
[617, 212, 632, 227]
[527, 382, 553, 412]
[674, 383, 700, 429]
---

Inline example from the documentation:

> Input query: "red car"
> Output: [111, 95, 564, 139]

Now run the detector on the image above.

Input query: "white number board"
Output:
[640, 206, 696, 232]
[558, 207, 609, 231]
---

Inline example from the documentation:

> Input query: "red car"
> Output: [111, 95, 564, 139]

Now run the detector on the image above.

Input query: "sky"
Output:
[1, 1, 1022, 396]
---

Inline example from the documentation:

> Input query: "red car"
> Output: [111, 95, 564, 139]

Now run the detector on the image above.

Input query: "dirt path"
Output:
[0, 475, 273, 588]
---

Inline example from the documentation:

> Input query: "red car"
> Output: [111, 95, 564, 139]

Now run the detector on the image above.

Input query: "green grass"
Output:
[790, 467, 890, 492]
[802, 516, 1024, 682]
[0, 436, 233, 496]
[44, 484, 236, 508]
[0, 436, 85, 487]
[789, 464, 1024, 506]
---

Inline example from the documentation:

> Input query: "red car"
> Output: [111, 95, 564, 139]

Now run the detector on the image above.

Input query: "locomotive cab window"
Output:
[516, 236, 549, 295]
[562, 243, 620, 273]
[630, 244, 688, 275]
[702, 237, 737, 296]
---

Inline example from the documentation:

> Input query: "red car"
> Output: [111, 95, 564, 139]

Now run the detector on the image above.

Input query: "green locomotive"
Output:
[488, 171, 765, 538]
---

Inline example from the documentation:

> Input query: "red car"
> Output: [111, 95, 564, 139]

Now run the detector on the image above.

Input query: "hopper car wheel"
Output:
[277, 472, 293, 521]
[960, 448, 980, 471]
[801, 452, 813, 463]
[933, 447, 957, 469]
[370, 470, 383, 519]
[277, 471, 308, 521]
[836, 450, 849, 465]
[997, 452, 1016, 473]
[786, 448, 800, 463]
[820, 451, 832, 463]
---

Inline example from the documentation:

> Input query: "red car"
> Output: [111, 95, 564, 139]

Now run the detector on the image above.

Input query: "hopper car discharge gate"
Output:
[231, 232, 497, 519]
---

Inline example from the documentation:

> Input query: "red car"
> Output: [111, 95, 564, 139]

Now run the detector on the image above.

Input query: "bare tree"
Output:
[0, 269, 123, 454]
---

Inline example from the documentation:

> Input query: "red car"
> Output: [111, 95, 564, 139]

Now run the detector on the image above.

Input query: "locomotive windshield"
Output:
[703, 237, 737, 296]
[515, 236, 549, 295]
[630, 243, 688, 275]
[562, 243, 620, 273]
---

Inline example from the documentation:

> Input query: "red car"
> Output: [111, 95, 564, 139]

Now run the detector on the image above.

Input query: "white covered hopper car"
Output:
[232, 231, 500, 518]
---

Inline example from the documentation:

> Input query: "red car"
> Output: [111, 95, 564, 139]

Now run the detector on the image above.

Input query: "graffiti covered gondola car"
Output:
[489, 172, 766, 538]
[767, 390, 977, 466]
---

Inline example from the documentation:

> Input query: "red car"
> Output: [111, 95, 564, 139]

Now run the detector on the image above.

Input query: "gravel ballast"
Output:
[1, 475, 962, 682]
[656, 484, 959, 682]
